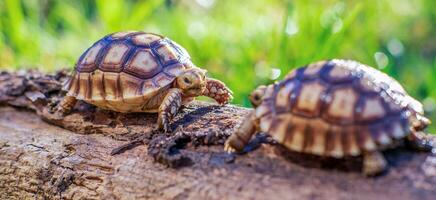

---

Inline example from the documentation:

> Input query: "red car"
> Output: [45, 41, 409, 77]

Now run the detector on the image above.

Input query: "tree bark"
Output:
[0, 70, 436, 200]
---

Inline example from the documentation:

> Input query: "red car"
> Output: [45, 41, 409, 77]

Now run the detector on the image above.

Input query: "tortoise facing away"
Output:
[225, 59, 433, 176]
[59, 31, 232, 132]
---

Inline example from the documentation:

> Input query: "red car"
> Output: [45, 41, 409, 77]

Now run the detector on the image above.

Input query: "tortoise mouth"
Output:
[184, 86, 205, 97]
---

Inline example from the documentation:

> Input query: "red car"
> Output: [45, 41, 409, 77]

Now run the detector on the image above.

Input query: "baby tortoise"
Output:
[59, 31, 232, 132]
[225, 59, 433, 176]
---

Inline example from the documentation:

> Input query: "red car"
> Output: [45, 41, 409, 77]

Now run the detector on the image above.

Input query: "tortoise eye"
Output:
[183, 77, 191, 84]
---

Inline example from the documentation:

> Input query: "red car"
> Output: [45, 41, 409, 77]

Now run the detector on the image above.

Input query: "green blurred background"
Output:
[0, 0, 435, 131]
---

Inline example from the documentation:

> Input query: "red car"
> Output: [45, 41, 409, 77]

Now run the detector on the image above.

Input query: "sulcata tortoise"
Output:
[59, 31, 232, 132]
[225, 59, 433, 176]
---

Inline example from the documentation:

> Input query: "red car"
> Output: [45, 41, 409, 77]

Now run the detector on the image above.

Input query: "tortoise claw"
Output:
[217, 92, 233, 105]
[224, 141, 237, 153]
[363, 151, 387, 176]
[157, 112, 172, 133]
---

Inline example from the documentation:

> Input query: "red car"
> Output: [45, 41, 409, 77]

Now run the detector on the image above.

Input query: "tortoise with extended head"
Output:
[225, 59, 433, 176]
[59, 31, 232, 132]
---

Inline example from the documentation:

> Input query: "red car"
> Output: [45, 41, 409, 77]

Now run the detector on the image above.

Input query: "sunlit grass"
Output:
[0, 0, 435, 132]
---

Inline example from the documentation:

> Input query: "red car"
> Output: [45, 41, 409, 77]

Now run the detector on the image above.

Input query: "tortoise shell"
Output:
[63, 31, 193, 112]
[256, 59, 427, 158]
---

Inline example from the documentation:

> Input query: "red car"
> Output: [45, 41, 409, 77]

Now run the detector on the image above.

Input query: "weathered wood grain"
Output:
[0, 70, 436, 200]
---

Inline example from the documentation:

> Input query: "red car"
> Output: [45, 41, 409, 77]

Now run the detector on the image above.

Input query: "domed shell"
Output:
[256, 59, 427, 158]
[63, 31, 193, 107]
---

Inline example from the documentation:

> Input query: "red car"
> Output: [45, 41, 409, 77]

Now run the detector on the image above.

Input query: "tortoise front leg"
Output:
[406, 131, 433, 151]
[157, 88, 183, 133]
[224, 111, 258, 153]
[57, 96, 77, 115]
[362, 151, 387, 176]
[203, 78, 233, 105]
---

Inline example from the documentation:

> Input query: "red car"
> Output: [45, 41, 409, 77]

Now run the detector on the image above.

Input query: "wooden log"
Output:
[0, 70, 436, 200]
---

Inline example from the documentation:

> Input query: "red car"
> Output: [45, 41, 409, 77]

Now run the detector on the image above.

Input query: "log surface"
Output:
[0, 70, 436, 200]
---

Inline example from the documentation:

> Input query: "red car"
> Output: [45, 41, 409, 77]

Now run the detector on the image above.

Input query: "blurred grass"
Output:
[0, 0, 435, 132]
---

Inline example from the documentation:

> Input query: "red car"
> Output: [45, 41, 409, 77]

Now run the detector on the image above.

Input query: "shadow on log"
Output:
[1, 70, 436, 200]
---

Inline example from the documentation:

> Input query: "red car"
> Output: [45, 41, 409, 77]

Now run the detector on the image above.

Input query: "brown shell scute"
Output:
[259, 59, 424, 156]
[275, 59, 416, 124]
[292, 80, 326, 117]
[99, 42, 132, 72]
[324, 86, 358, 123]
[75, 40, 106, 72]
[124, 49, 162, 78]
[67, 31, 192, 102]
[156, 43, 179, 65]
[131, 33, 162, 46]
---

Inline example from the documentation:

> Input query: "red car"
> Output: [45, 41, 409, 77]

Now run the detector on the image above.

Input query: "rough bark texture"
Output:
[1, 70, 436, 200]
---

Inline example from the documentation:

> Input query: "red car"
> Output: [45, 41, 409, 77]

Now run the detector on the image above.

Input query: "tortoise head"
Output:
[176, 68, 207, 97]
[249, 85, 267, 108]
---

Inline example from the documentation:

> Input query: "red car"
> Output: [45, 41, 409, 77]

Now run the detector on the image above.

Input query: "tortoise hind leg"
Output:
[57, 96, 77, 115]
[362, 151, 387, 176]
[406, 131, 433, 152]
[157, 88, 183, 133]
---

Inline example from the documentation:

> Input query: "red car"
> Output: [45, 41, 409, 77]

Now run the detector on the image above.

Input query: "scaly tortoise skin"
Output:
[59, 31, 232, 132]
[225, 59, 433, 176]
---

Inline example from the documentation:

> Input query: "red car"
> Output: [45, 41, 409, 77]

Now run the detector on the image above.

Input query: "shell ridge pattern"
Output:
[75, 73, 81, 96]
[116, 73, 123, 100]
[137, 79, 145, 98]
[76, 39, 107, 72]
[99, 40, 132, 72]
[149, 39, 163, 49]
[100, 71, 107, 100]
[150, 75, 160, 88]
[75, 48, 88, 71]
[87, 73, 93, 99]
[317, 61, 335, 83]
[128, 33, 162, 48]
[270, 82, 283, 116]
[256, 59, 427, 157]
[154, 40, 183, 67]
[63, 71, 75, 91]
[273, 63, 323, 117]
[323, 61, 407, 125]
[168, 40, 191, 63]
[128, 49, 162, 79]
[318, 83, 334, 120]
[150, 46, 166, 71]
[331, 60, 414, 143]
[162, 71, 176, 78]
[109, 31, 138, 40]
[323, 84, 358, 125]
[347, 60, 418, 115]
[120, 45, 138, 72]
[353, 93, 366, 120]
[93, 40, 112, 72]
[125, 31, 144, 40]
[376, 90, 398, 116]
[68, 31, 192, 105]
[260, 95, 275, 119]
[268, 60, 413, 127]
[287, 67, 306, 110]
[302, 123, 314, 152]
